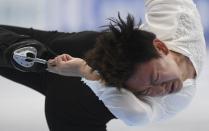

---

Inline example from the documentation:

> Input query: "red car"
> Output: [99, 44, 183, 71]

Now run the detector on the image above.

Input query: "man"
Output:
[48, 0, 206, 126]
[0, 0, 206, 131]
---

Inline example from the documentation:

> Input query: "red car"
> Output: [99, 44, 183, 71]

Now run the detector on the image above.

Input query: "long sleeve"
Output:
[81, 78, 153, 126]
[141, 0, 206, 76]
[81, 78, 196, 126]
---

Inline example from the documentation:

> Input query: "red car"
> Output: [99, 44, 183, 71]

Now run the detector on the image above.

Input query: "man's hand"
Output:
[47, 54, 100, 80]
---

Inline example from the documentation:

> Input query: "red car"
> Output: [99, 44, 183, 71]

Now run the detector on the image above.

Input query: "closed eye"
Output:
[134, 88, 150, 96]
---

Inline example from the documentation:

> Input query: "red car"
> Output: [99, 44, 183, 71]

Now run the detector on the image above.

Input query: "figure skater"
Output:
[0, 0, 206, 131]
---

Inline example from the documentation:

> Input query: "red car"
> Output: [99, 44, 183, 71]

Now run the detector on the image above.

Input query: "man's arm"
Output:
[47, 54, 100, 80]
[142, 0, 202, 40]
[142, 0, 206, 75]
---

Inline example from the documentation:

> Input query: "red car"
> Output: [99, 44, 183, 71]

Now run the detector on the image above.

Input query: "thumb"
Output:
[47, 59, 57, 67]
[46, 65, 59, 74]
[46, 59, 57, 72]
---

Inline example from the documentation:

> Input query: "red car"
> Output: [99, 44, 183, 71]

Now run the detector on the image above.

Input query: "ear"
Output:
[153, 39, 169, 55]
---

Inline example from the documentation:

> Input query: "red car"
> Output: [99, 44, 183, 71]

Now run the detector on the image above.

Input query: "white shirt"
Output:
[82, 0, 206, 126]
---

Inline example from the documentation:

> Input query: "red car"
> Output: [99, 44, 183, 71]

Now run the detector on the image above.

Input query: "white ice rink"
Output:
[0, 0, 209, 130]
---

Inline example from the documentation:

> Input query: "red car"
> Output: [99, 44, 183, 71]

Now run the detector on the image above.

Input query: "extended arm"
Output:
[142, 0, 206, 75]
[47, 54, 100, 80]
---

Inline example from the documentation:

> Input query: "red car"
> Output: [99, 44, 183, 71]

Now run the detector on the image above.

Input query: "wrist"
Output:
[78, 60, 87, 77]
[79, 62, 100, 80]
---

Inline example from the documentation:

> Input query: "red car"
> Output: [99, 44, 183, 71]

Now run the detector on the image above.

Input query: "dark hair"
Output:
[85, 13, 161, 89]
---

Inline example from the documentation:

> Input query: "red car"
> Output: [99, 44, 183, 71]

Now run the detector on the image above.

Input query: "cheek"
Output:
[126, 80, 140, 92]
[170, 64, 181, 78]
[126, 77, 148, 92]
[148, 87, 166, 96]
[148, 79, 183, 97]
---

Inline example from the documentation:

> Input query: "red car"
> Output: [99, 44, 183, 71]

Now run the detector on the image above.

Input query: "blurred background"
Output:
[0, 0, 208, 131]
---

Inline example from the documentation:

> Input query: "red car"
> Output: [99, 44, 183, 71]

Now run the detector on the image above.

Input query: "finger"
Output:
[61, 55, 66, 61]
[63, 54, 73, 59]
[48, 59, 56, 66]
[56, 56, 64, 64]
[59, 54, 66, 61]
[46, 67, 58, 74]
[65, 54, 71, 61]
[56, 54, 66, 62]
[62, 54, 72, 61]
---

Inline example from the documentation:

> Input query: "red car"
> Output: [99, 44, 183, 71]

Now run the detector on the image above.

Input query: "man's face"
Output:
[125, 54, 183, 97]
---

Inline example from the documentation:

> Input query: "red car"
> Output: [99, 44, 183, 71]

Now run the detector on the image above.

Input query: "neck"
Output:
[169, 51, 196, 81]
